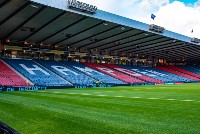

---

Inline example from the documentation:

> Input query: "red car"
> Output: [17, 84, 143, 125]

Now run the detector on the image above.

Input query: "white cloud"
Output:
[80, 0, 200, 38]
[80, 0, 168, 21]
[153, 1, 200, 38]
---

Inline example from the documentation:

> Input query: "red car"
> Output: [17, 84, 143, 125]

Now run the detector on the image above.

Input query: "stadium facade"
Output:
[1, 0, 200, 90]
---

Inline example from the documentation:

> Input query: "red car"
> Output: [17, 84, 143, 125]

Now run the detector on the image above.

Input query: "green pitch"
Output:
[0, 84, 200, 134]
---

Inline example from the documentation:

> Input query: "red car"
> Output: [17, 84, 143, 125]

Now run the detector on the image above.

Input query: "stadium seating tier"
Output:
[4, 59, 71, 87]
[0, 60, 31, 87]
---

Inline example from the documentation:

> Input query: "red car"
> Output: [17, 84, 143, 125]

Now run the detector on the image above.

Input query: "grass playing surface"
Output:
[0, 84, 200, 134]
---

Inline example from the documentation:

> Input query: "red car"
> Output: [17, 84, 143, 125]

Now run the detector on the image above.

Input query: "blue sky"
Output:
[170, 0, 197, 5]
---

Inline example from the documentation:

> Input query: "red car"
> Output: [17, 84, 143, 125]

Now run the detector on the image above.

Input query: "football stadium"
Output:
[0, 0, 200, 133]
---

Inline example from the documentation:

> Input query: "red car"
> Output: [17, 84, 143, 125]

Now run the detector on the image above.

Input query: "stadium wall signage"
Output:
[149, 24, 165, 33]
[68, 0, 97, 14]
[0, 86, 47, 92]
[191, 38, 200, 43]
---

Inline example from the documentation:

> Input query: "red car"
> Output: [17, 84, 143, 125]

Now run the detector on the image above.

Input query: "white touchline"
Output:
[181, 100, 194, 102]
[53, 92, 61, 93]
[130, 97, 141, 99]
[81, 93, 91, 95]
[148, 98, 159, 100]
[97, 95, 107, 96]
[68, 93, 77, 94]
[165, 99, 176, 101]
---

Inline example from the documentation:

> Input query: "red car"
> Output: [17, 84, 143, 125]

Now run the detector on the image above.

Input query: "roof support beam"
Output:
[67, 25, 120, 47]
[137, 46, 199, 60]
[0, 0, 11, 8]
[0, 1, 31, 26]
[4, 6, 47, 39]
[52, 21, 104, 45]
[87, 31, 144, 50]
[37, 17, 87, 43]
[125, 40, 178, 53]
[109, 35, 162, 51]
[23, 11, 66, 41]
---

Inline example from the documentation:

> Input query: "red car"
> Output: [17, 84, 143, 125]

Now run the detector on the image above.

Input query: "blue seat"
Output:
[60, 61, 126, 85]
[118, 65, 190, 83]
[179, 65, 200, 75]
[35, 60, 95, 86]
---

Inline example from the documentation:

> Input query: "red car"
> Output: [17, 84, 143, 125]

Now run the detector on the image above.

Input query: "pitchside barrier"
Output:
[0, 86, 47, 92]
[1, 82, 192, 92]
[0, 83, 159, 92]
[0, 121, 19, 134]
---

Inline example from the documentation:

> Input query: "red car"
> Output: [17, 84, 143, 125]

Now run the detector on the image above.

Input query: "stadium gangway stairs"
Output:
[106, 64, 164, 84]
[0, 60, 31, 87]
[4, 59, 71, 87]
[82, 62, 144, 84]
[154, 66, 200, 81]
[35, 60, 95, 86]
[60, 61, 126, 85]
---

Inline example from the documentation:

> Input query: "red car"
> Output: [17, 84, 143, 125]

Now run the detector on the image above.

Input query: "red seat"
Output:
[103, 64, 163, 84]
[82, 62, 144, 84]
[155, 66, 200, 81]
[0, 60, 31, 87]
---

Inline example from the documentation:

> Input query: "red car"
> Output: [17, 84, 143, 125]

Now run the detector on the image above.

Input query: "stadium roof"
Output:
[0, 0, 200, 61]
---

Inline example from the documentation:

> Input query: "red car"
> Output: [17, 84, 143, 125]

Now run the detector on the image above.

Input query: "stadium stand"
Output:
[3, 59, 71, 87]
[60, 61, 126, 85]
[82, 62, 144, 84]
[155, 66, 200, 81]
[0, 60, 30, 87]
[35, 60, 95, 86]
[119, 65, 190, 83]
[104, 64, 163, 84]
[180, 66, 200, 75]
[166, 66, 200, 79]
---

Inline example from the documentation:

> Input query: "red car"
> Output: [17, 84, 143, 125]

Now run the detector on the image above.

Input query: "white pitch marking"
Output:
[130, 97, 141, 99]
[68, 93, 77, 95]
[53, 92, 61, 94]
[148, 98, 159, 100]
[165, 99, 176, 101]
[115, 96, 124, 98]
[181, 100, 194, 102]
[97, 95, 107, 96]
[81, 93, 91, 96]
